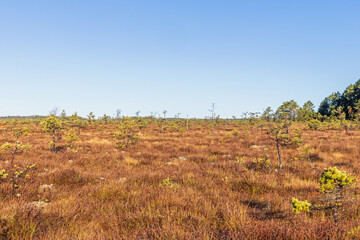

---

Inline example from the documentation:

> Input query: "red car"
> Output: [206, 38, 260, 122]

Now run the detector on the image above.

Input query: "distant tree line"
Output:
[319, 79, 360, 119]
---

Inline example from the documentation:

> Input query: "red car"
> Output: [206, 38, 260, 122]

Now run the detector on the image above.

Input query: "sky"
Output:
[0, 1, 359, 118]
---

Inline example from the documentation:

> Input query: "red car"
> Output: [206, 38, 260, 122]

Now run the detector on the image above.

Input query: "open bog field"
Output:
[1, 119, 360, 239]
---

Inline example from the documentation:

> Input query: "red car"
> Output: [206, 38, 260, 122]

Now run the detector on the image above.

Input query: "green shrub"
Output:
[292, 198, 311, 213]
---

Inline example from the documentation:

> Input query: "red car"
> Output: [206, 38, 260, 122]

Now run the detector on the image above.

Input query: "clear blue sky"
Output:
[0, 1, 359, 118]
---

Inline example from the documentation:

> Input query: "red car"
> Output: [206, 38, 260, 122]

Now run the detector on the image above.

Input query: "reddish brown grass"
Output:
[0, 120, 359, 239]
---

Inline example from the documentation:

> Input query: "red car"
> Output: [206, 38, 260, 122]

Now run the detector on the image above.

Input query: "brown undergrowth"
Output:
[0, 120, 359, 239]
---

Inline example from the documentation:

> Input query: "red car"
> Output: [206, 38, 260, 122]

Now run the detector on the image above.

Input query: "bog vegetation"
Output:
[1, 80, 360, 239]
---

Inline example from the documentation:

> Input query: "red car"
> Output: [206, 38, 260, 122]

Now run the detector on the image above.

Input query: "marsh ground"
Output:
[0, 120, 360, 239]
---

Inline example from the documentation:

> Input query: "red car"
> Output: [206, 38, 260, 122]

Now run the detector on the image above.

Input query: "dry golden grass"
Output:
[0, 120, 359, 239]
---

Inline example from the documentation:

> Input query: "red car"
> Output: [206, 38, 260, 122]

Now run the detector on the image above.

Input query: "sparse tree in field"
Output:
[41, 115, 62, 152]
[32, 118, 42, 132]
[336, 106, 352, 134]
[262, 107, 273, 122]
[161, 110, 167, 133]
[70, 112, 86, 134]
[276, 100, 299, 121]
[87, 112, 95, 125]
[0, 127, 34, 192]
[232, 129, 239, 137]
[116, 109, 122, 119]
[209, 103, 216, 120]
[60, 109, 67, 120]
[114, 117, 140, 148]
[267, 122, 289, 170]
[136, 116, 148, 130]
[297, 101, 315, 121]
[292, 167, 357, 224]
[49, 106, 59, 116]
[65, 129, 78, 149]
[242, 112, 249, 120]
[248, 112, 260, 126]
[163, 110, 167, 119]
[267, 119, 302, 170]
[102, 114, 110, 124]
[186, 114, 189, 131]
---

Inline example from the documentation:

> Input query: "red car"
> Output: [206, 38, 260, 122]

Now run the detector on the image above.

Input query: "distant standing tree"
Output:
[49, 106, 59, 116]
[116, 109, 122, 119]
[163, 110, 167, 119]
[262, 107, 273, 122]
[186, 114, 189, 131]
[87, 112, 95, 125]
[60, 109, 67, 120]
[161, 110, 167, 133]
[267, 122, 288, 170]
[267, 115, 302, 170]
[276, 100, 299, 121]
[70, 113, 85, 135]
[297, 101, 315, 121]
[209, 103, 216, 120]
[102, 114, 111, 124]
[41, 115, 62, 152]
[318, 92, 341, 117]
[242, 112, 249, 120]
[135, 111, 140, 117]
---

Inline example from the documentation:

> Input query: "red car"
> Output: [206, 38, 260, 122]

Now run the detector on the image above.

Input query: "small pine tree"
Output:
[41, 115, 62, 152]
[0, 127, 34, 192]
[114, 117, 139, 148]
[292, 167, 357, 224]
[65, 129, 78, 148]
[87, 112, 95, 125]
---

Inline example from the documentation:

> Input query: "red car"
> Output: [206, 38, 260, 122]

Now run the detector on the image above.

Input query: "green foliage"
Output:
[65, 129, 78, 148]
[268, 122, 302, 148]
[0, 128, 35, 192]
[276, 100, 299, 120]
[319, 92, 342, 116]
[347, 225, 360, 238]
[290, 127, 303, 146]
[60, 109, 67, 120]
[41, 115, 61, 134]
[8, 164, 36, 189]
[262, 107, 273, 122]
[0, 142, 31, 152]
[102, 114, 111, 124]
[292, 198, 312, 213]
[0, 169, 9, 180]
[297, 101, 316, 121]
[69, 113, 87, 134]
[292, 167, 357, 223]
[178, 127, 185, 134]
[87, 112, 95, 125]
[232, 129, 239, 137]
[114, 117, 140, 148]
[41, 116, 62, 152]
[298, 144, 315, 166]
[319, 79, 360, 119]
[307, 119, 322, 130]
[319, 167, 357, 193]
[136, 117, 148, 130]
[162, 177, 179, 188]
[251, 154, 271, 170]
